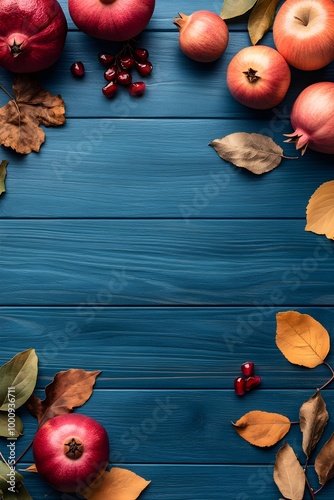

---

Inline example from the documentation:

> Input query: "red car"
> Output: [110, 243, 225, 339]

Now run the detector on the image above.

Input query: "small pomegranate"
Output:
[0, 0, 67, 73]
[33, 413, 110, 493]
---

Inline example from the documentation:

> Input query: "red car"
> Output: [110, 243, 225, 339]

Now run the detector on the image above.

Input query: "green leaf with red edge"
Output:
[26, 368, 101, 427]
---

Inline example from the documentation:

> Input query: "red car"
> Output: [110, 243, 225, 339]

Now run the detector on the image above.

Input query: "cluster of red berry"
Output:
[234, 362, 261, 396]
[70, 42, 153, 99]
[99, 43, 152, 98]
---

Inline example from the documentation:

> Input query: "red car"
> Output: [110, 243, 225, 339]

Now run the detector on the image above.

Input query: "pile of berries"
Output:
[70, 41, 153, 98]
[234, 362, 261, 396]
[99, 42, 152, 98]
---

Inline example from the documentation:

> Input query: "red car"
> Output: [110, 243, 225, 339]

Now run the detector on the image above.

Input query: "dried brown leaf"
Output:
[0, 75, 65, 154]
[232, 410, 291, 447]
[300, 390, 328, 459]
[248, 0, 281, 44]
[209, 132, 285, 174]
[274, 443, 305, 500]
[0, 160, 8, 195]
[82, 468, 151, 500]
[305, 180, 334, 239]
[315, 432, 334, 486]
[27, 368, 101, 427]
[220, 0, 258, 19]
[276, 311, 330, 368]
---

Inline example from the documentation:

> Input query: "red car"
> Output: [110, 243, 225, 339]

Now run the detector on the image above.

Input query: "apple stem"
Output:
[294, 15, 309, 26]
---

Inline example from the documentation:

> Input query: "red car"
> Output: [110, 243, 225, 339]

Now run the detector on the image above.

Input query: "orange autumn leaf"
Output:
[22, 464, 38, 473]
[27, 368, 101, 427]
[276, 311, 330, 368]
[306, 181, 334, 239]
[83, 468, 151, 500]
[232, 410, 291, 447]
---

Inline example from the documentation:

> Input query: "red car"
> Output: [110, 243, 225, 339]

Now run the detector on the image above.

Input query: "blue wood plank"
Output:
[0, 220, 333, 306]
[1, 306, 333, 390]
[0, 118, 333, 219]
[6, 389, 334, 466]
[19, 464, 331, 500]
[1, 31, 332, 119]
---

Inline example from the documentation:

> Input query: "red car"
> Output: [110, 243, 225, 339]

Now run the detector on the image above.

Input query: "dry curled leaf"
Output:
[274, 443, 305, 500]
[248, 0, 281, 45]
[0, 75, 65, 154]
[232, 410, 291, 447]
[276, 311, 330, 368]
[300, 390, 328, 460]
[315, 432, 334, 486]
[0, 160, 8, 195]
[220, 0, 257, 19]
[82, 468, 151, 500]
[305, 180, 334, 239]
[210, 132, 290, 174]
[27, 368, 101, 427]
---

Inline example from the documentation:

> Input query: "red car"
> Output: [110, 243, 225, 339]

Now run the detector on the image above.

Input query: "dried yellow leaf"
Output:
[83, 468, 151, 500]
[306, 180, 334, 239]
[276, 311, 330, 368]
[232, 410, 291, 447]
[274, 443, 305, 500]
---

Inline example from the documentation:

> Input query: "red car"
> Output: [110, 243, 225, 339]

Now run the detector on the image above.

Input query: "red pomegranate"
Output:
[0, 0, 67, 73]
[68, 0, 155, 42]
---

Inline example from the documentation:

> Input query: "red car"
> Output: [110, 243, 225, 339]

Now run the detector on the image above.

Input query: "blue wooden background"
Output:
[1, 0, 334, 498]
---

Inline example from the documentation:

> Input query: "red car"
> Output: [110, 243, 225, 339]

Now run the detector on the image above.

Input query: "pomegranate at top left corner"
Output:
[0, 0, 68, 73]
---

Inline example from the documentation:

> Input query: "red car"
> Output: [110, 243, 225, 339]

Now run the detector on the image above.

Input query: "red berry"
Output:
[117, 71, 132, 86]
[129, 81, 146, 96]
[102, 81, 118, 98]
[136, 61, 153, 76]
[134, 48, 149, 61]
[119, 56, 135, 70]
[234, 376, 246, 396]
[104, 65, 118, 81]
[99, 52, 115, 66]
[241, 362, 254, 378]
[70, 61, 85, 78]
[245, 375, 261, 391]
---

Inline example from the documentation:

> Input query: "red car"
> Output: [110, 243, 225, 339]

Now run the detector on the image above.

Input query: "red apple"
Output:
[273, 0, 334, 71]
[33, 413, 110, 493]
[68, 0, 155, 42]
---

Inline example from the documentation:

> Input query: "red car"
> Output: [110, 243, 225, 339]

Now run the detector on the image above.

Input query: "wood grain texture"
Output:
[0, 118, 333, 219]
[1, 220, 333, 305]
[20, 464, 330, 500]
[0, 306, 333, 389]
[1, 1, 334, 499]
[13, 389, 334, 465]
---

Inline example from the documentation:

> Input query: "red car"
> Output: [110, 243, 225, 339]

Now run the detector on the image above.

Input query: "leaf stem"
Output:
[319, 362, 334, 391]
[281, 154, 299, 159]
[0, 451, 9, 466]
[305, 473, 316, 499]
[313, 484, 324, 495]
[14, 439, 33, 466]
[0, 82, 21, 122]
